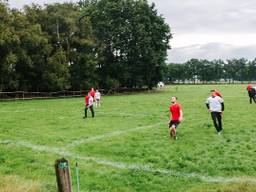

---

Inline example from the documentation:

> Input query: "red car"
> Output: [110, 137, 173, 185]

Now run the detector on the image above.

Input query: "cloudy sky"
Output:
[8, 0, 256, 63]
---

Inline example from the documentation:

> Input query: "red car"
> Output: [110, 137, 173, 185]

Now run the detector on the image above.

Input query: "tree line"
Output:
[165, 58, 256, 84]
[0, 0, 171, 91]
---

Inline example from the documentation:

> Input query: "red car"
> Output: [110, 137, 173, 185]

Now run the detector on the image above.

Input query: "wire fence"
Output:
[0, 88, 151, 101]
[0, 90, 84, 101]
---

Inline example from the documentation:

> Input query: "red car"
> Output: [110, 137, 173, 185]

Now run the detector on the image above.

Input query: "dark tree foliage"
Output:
[0, 0, 171, 91]
[82, 0, 171, 89]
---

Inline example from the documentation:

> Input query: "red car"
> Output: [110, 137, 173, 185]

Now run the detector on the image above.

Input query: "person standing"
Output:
[169, 96, 183, 140]
[90, 88, 95, 100]
[84, 92, 94, 118]
[247, 84, 256, 104]
[95, 90, 101, 108]
[206, 90, 224, 135]
[252, 86, 256, 102]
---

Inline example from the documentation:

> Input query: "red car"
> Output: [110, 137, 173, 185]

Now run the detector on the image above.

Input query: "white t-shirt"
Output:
[88, 96, 94, 107]
[206, 96, 224, 112]
[95, 92, 101, 100]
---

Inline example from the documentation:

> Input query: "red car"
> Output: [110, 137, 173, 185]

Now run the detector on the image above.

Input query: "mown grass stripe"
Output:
[1, 139, 256, 184]
[66, 122, 164, 148]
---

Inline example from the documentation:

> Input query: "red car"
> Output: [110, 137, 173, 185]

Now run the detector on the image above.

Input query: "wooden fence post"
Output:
[55, 158, 73, 192]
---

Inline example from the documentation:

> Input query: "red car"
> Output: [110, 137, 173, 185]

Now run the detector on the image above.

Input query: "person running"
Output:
[206, 90, 224, 135]
[169, 96, 183, 140]
[247, 84, 256, 104]
[84, 92, 94, 118]
[95, 90, 101, 108]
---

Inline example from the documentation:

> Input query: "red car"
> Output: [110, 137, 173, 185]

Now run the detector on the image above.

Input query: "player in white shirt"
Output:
[205, 90, 225, 135]
[95, 90, 101, 108]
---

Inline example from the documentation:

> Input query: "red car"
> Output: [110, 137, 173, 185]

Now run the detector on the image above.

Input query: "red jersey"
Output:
[247, 85, 252, 91]
[170, 103, 182, 121]
[214, 90, 222, 97]
[85, 96, 89, 105]
[90, 90, 95, 97]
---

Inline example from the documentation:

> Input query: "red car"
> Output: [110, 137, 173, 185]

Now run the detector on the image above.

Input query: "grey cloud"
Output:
[168, 43, 256, 63]
[149, 0, 256, 34]
[148, 0, 256, 62]
[9, 0, 256, 34]
[8, 0, 256, 62]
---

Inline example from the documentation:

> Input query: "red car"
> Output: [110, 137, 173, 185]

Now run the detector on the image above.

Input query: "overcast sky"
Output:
[8, 0, 256, 63]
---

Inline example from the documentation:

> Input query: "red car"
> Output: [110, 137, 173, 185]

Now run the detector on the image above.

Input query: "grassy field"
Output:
[0, 84, 256, 192]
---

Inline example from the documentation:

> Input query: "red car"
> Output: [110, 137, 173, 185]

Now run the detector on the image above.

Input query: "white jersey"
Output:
[88, 96, 94, 107]
[95, 92, 101, 100]
[206, 96, 224, 112]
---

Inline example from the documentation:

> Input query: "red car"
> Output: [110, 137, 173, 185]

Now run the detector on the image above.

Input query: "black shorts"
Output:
[169, 120, 180, 129]
[248, 91, 253, 97]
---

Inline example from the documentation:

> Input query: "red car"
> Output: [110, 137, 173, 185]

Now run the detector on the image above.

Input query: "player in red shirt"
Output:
[247, 84, 256, 104]
[85, 94, 89, 105]
[169, 96, 183, 140]
[213, 89, 222, 98]
[90, 88, 95, 98]
[247, 84, 252, 92]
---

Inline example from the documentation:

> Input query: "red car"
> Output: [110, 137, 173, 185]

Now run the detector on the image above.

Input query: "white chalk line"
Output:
[96, 111, 158, 118]
[1, 139, 256, 184]
[66, 122, 164, 148]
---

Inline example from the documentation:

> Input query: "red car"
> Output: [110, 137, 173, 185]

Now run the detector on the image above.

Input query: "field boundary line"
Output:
[96, 111, 159, 118]
[1, 139, 256, 184]
[66, 122, 164, 148]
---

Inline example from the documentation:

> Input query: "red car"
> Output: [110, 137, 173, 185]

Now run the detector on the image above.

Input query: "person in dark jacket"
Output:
[247, 84, 256, 104]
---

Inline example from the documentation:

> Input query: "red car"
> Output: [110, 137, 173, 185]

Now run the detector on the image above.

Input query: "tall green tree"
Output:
[166, 63, 186, 83]
[248, 59, 256, 82]
[184, 59, 201, 84]
[24, 3, 97, 91]
[225, 58, 248, 83]
[82, 0, 171, 88]
[11, 9, 53, 91]
[0, 1, 19, 91]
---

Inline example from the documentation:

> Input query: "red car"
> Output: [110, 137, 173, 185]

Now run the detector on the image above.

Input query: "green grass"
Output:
[0, 84, 256, 192]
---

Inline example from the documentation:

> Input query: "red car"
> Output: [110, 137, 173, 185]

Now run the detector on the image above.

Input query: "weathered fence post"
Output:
[55, 158, 73, 192]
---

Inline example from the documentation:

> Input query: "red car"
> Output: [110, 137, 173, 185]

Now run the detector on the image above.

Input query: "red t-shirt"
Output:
[214, 90, 222, 97]
[247, 85, 252, 91]
[170, 103, 182, 121]
[90, 90, 95, 97]
[85, 96, 89, 105]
